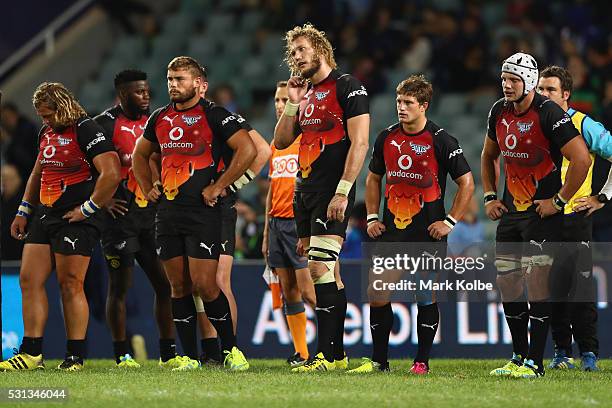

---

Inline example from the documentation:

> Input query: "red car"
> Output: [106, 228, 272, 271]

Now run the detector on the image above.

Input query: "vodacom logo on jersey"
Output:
[388, 154, 423, 180]
[502, 133, 530, 159]
[169, 126, 184, 141]
[398, 154, 413, 170]
[505, 134, 517, 150]
[160, 122, 194, 150]
[300, 103, 321, 126]
[40, 143, 64, 167]
[43, 145, 56, 158]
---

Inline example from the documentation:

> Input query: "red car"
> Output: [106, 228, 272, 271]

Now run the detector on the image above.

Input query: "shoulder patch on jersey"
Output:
[221, 114, 237, 126]
[552, 115, 571, 130]
[347, 85, 368, 99]
[85, 132, 106, 151]
[448, 147, 464, 159]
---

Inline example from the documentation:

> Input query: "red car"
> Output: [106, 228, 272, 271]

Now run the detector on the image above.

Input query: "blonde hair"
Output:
[284, 23, 337, 74]
[32, 82, 87, 127]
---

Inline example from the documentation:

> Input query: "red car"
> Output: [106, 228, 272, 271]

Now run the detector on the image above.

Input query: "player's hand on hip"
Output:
[63, 205, 86, 223]
[534, 198, 559, 218]
[105, 198, 128, 219]
[428, 221, 451, 240]
[573, 195, 604, 216]
[367, 221, 386, 239]
[202, 182, 222, 207]
[147, 182, 162, 203]
[287, 76, 308, 103]
[485, 200, 508, 221]
[327, 194, 348, 222]
[10, 216, 28, 240]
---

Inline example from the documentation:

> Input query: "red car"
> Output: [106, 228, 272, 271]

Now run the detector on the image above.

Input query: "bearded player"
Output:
[274, 23, 370, 371]
[133, 56, 255, 371]
[481, 53, 591, 378]
[193, 66, 271, 364]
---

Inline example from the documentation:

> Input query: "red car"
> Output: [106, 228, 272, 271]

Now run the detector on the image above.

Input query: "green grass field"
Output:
[0, 359, 610, 407]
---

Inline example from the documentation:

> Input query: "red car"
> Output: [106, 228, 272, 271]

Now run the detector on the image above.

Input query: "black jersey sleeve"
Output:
[368, 127, 389, 175]
[538, 98, 580, 149]
[435, 127, 471, 180]
[208, 106, 244, 142]
[142, 107, 165, 144]
[93, 107, 118, 136]
[337, 74, 370, 120]
[486, 98, 505, 142]
[234, 113, 253, 132]
[76, 117, 116, 162]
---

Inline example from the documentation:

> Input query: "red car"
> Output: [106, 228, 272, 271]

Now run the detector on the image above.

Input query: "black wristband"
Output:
[484, 193, 497, 205]
[552, 194, 565, 211]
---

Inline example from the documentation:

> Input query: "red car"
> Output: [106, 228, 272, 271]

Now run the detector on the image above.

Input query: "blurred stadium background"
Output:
[1, 0, 611, 360]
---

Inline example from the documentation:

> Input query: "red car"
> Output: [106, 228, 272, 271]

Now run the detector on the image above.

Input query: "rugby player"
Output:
[132, 56, 255, 371]
[2, 83, 121, 371]
[263, 80, 316, 367]
[94, 70, 177, 368]
[481, 53, 591, 378]
[193, 67, 271, 365]
[348, 75, 474, 374]
[537, 65, 612, 372]
[274, 23, 370, 372]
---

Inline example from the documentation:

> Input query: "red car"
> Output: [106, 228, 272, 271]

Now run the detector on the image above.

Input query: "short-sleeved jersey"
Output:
[269, 136, 301, 218]
[38, 117, 115, 212]
[369, 121, 470, 238]
[216, 112, 252, 199]
[487, 93, 579, 212]
[293, 69, 369, 193]
[94, 106, 150, 207]
[142, 98, 242, 208]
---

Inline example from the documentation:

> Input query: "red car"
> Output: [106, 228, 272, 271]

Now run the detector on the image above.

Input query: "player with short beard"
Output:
[133, 56, 255, 371]
[192, 66, 271, 365]
[275, 23, 370, 372]
[482, 53, 591, 378]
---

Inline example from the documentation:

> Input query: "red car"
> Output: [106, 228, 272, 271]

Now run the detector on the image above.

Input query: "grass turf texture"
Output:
[0, 359, 610, 407]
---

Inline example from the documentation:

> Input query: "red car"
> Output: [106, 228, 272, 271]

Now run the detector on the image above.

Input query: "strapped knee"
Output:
[308, 236, 341, 284]
[494, 256, 522, 275]
[521, 255, 553, 269]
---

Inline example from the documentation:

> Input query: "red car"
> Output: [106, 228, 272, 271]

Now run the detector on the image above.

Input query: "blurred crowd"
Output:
[2, 0, 612, 260]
